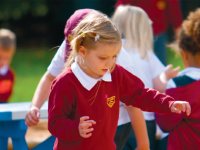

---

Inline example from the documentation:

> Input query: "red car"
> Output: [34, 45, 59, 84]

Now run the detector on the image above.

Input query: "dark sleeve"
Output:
[48, 76, 80, 142]
[117, 65, 175, 113]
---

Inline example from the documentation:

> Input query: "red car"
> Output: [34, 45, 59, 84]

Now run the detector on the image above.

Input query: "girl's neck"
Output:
[186, 53, 200, 68]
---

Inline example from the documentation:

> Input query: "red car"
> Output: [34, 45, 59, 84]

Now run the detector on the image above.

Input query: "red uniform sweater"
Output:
[0, 68, 15, 103]
[115, 0, 182, 35]
[156, 80, 200, 150]
[48, 65, 175, 150]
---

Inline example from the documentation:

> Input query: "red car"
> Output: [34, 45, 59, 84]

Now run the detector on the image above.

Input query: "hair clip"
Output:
[94, 34, 100, 42]
[80, 32, 86, 38]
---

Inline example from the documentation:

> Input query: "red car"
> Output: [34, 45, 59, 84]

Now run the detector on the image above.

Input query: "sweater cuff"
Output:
[168, 100, 175, 111]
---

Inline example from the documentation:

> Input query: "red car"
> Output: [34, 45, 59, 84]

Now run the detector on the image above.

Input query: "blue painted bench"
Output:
[0, 102, 54, 150]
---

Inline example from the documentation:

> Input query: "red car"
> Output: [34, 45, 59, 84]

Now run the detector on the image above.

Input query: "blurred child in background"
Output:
[0, 28, 16, 103]
[156, 8, 200, 150]
[112, 5, 179, 150]
[0, 29, 27, 150]
[115, 0, 183, 65]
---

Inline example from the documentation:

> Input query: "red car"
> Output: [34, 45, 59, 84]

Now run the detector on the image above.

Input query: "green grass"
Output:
[10, 48, 56, 102]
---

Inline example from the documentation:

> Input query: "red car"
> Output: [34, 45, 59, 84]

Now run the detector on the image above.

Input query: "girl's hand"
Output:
[170, 101, 191, 116]
[79, 116, 96, 138]
[25, 105, 40, 126]
[160, 64, 180, 83]
[165, 64, 180, 80]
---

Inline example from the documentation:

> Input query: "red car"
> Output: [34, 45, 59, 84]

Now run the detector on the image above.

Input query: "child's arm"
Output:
[118, 65, 190, 116]
[78, 116, 96, 138]
[153, 64, 180, 93]
[25, 71, 55, 126]
[26, 41, 65, 126]
[126, 106, 150, 150]
[48, 77, 92, 141]
[130, 88, 191, 115]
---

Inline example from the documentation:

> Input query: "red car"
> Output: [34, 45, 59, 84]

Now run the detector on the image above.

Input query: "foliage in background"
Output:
[1, 0, 200, 47]
[10, 48, 56, 102]
[0, 0, 48, 20]
[0, 0, 117, 47]
[167, 48, 183, 69]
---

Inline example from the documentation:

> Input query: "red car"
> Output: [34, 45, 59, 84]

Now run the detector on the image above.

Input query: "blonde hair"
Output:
[112, 5, 153, 59]
[66, 11, 121, 67]
[0, 28, 16, 50]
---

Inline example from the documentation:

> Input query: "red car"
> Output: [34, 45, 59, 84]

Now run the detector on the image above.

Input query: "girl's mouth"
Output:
[102, 69, 108, 73]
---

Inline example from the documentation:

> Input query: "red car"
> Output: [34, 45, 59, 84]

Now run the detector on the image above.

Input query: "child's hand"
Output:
[160, 64, 180, 83]
[170, 101, 191, 116]
[79, 116, 96, 138]
[25, 105, 40, 126]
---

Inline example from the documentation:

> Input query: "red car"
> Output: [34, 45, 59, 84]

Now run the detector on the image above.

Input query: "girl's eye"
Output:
[113, 55, 117, 59]
[99, 57, 107, 60]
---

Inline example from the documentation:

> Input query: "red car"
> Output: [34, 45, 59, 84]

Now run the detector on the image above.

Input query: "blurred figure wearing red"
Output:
[0, 29, 16, 103]
[156, 8, 200, 150]
[115, 0, 183, 65]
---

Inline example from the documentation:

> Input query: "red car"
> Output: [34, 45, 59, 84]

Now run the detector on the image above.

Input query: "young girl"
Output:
[48, 11, 191, 150]
[25, 8, 149, 149]
[112, 5, 179, 150]
[156, 8, 200, 150]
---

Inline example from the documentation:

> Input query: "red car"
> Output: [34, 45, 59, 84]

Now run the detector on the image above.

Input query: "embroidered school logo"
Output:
[107, 96, 115, 108]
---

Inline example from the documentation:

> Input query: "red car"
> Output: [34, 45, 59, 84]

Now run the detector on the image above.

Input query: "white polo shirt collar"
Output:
[71, 61, 111, 90]
[179, 67, 200, 80]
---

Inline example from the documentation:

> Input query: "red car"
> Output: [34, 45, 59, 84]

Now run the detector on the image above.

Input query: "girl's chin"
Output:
[89, 70, 107, 79]
[90, 73, 103, 79]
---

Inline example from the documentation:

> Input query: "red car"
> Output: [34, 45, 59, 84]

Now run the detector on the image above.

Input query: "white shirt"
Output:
[117, 39, 165, 125]
[47, 40, 66, 77]
[71, 61, 111, 90]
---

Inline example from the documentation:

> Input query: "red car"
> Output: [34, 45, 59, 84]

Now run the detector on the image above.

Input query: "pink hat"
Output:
[64, 9, 93, 60]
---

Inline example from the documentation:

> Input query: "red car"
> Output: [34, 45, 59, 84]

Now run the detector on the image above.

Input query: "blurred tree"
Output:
[0, 0, 48, 20]
[0, 0, 50, 47]
[0, 0, 116, 48]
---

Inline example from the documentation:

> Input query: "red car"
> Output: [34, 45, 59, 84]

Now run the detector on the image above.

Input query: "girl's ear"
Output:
[78, 46, 87, 57]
